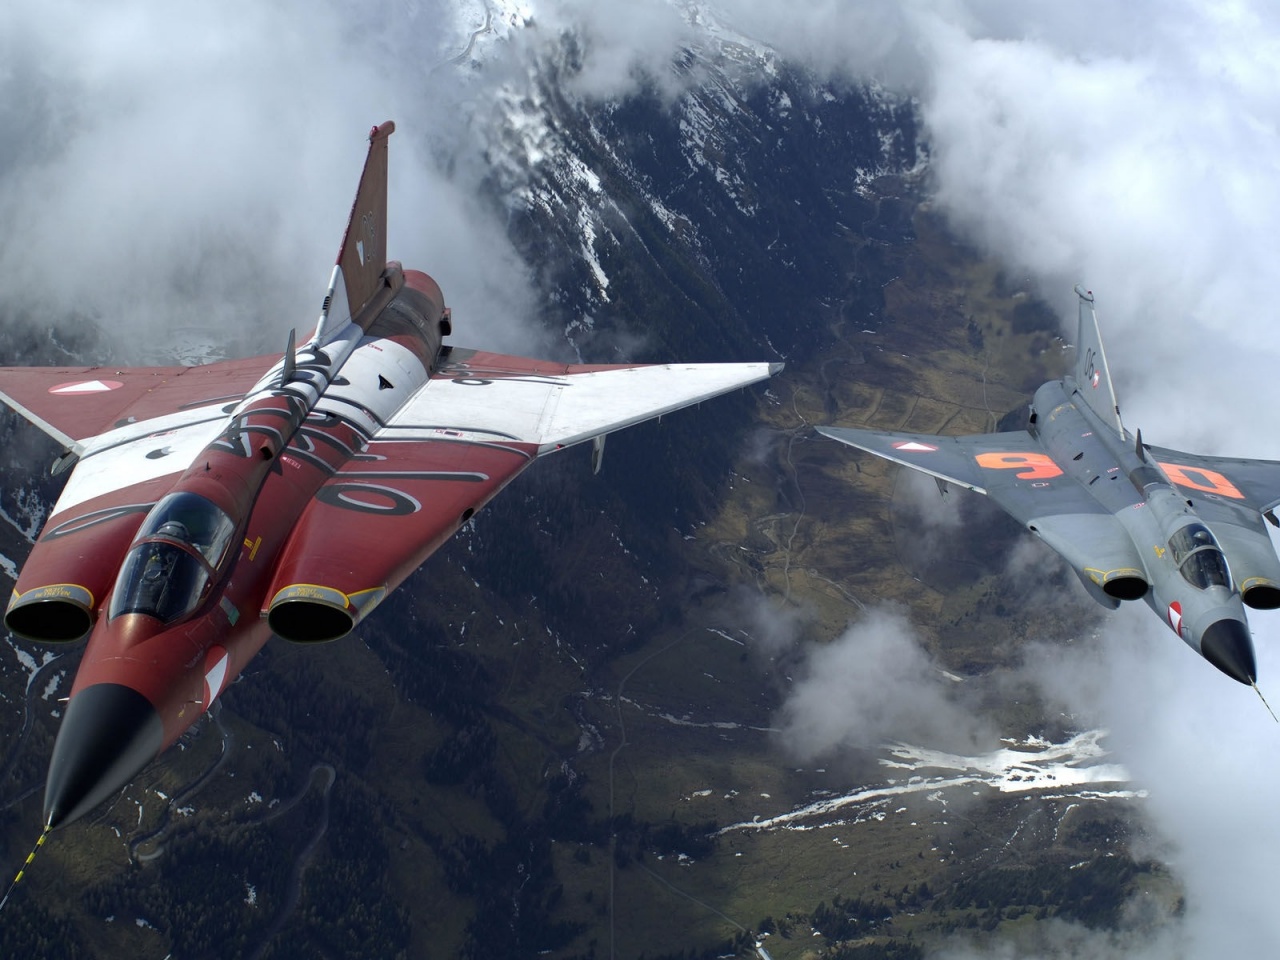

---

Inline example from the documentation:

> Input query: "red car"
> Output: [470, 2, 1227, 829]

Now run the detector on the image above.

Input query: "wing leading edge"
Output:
[816, 425, 1002, 493]
[817, 423, 1147, 605]
[264, 353, 782, 631]
[817, 424, 1108, 526]
[0, 355, 278, 454]
[382, 353, 782, 453]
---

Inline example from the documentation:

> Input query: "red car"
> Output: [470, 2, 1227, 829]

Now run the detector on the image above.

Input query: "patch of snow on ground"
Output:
[41, 672, 61, 701]
[0, 486, 47, 541]
[706, 627, 745, 646]
[577, 216, 609, 300]
[880, 729, 1129, 793]
[656, 711, 776, 732]
[7, 640, 57, 694]
[459, 0, 534, 50]
[649, 194, 681, 232]
[720, 729, 1134, 834]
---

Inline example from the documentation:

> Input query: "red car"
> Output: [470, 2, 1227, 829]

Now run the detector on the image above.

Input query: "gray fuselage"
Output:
[1028, 377, 1255, 682]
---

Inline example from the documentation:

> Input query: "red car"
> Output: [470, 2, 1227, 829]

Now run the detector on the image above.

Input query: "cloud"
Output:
[1002, 534, 1099, 625]
[726, 585, 811, 658]
[897, 4, 1280, 454]
[1024, 608, 1280, 955]
[897, 467, 964, 536]
[0, 0, 542, 359]
[538, 0, 696, 97]
[930, 906, 1185, 960]
[779, 606, 993, 759]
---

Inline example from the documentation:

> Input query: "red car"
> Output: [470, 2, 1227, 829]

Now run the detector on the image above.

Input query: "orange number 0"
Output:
[1156, 462, 1245, 500]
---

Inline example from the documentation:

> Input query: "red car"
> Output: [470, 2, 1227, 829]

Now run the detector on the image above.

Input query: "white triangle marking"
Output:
[50, 379, 123, 395]
[893, 441, 937, 452]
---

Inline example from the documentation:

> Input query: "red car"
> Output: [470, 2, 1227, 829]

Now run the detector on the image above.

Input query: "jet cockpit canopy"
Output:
[1168, 522, 1231, 591]
[108, 492, 237, 624]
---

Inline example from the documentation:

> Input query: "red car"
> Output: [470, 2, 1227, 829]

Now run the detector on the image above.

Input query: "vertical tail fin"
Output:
[338, 121, 394, 318]
[1073, 284, 1124, 437]
[312, 122, 396, 345]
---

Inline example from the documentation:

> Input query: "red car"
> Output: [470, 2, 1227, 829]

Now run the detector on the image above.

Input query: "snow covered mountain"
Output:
[446, 0, 925, 361]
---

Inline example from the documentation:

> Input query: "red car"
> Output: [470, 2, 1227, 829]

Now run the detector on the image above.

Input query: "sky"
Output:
[3, 0, 1280, 955]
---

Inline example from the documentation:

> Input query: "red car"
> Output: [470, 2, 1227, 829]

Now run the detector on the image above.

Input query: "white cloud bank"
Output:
[0, 0, 541, 357]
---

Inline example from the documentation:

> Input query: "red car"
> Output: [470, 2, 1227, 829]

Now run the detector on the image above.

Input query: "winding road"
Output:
[245, 763, 337, 960]
[130, 706, 236, 862]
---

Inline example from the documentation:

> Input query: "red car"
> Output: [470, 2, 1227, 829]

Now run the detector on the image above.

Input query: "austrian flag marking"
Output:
[49, 379, 123, 395]
[893, 441, 938, 453]
[1168, 602, 1184, 638]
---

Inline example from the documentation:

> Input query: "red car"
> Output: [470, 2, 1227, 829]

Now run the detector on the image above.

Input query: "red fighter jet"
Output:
[0, 122, 780, 829]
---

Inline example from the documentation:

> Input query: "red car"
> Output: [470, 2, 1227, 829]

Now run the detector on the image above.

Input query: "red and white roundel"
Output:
[892, 440, 937, 453]
[1167, 602, 1184, 637]
[203, 646, 230, 709]
[49, 379, 123, 395]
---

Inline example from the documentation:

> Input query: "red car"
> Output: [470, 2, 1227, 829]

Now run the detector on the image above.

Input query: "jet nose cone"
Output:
[1200, 618, 1258, 686]
[44, 683, 165, 829]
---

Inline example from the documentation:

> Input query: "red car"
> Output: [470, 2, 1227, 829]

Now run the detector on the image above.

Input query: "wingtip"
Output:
[768, 362, 785, 375]
[369, 120, 396, 141]
[1074, 283, 1094, 303]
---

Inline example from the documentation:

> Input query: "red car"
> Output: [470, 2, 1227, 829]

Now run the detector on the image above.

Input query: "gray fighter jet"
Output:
[819, 286, 1280, 687]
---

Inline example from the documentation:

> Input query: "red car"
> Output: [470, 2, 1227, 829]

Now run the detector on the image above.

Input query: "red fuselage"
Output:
[41, 270, 535, 826]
